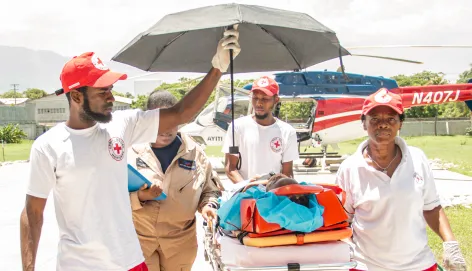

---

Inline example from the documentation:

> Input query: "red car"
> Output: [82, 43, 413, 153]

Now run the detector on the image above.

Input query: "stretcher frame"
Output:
[202, 220, 358, 271]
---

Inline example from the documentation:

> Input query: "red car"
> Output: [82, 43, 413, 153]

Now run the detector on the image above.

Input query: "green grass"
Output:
[334, 135, 472, 177]
[204, 145, 225, 157]
[427, 206, 472, 267]
[0, 140, 33, 162]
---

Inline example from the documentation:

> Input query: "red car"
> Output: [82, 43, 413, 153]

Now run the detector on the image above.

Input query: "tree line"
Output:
[1, 65, 471, 119]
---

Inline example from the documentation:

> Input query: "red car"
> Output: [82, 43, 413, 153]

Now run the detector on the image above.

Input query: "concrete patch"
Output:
[432, 169, 472, 181]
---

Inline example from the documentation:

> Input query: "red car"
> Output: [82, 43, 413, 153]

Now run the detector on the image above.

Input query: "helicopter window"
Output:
[278, 101, 315, 126]
[324, 75, 337, 84]
[216, 97, 229, 112]
[217, 98, 249, 118]
[347, 77, 362, 85]
[195, 101, 217, 127]
[325, 88, 338, 93]
[233, 100, 250, 118]
[369, 79, 384, 87]
[304, 76, 316, 85]
[282, 74, 306, 85]
[195, 97, 229, 127]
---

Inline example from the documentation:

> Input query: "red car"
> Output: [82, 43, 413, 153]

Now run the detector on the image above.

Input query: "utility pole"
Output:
[11, 84, 19, 105]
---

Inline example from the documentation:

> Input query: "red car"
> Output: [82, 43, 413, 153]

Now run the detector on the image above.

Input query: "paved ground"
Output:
[1, 162, 471, 271]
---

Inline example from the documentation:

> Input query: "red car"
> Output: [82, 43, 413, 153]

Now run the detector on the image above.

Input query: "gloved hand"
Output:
[443, 241, 467, 271]
[212, 24, 241, 73]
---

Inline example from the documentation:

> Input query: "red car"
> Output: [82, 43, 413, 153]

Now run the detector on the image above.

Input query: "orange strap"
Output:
[273, 184, 323, 196]
[295, 233, 305, 245]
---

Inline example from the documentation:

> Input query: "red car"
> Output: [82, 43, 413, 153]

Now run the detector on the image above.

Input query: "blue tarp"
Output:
[217, 183, 324, 233]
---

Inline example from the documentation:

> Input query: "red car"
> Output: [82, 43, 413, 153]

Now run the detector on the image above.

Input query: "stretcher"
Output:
[202, 182, 358, 271]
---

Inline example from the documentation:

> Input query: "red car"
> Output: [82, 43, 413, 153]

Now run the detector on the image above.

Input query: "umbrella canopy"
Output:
[112, 3, 350, 73]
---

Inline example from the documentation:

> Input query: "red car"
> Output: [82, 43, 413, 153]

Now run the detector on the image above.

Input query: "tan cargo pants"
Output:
[144, 244, 198, 271]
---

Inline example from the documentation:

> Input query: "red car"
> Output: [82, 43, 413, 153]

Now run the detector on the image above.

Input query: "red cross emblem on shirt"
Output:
[108, 137, 125, 161]
[270, 137, 282, 153]
[114, 143, 122, 154]
[274, 140, 280, 148]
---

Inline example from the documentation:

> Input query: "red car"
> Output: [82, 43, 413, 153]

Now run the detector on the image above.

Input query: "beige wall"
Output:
[32, 95, 131, 123]
[400, 119, 471, 137]
[34, 95, 69, 122]
[0, 104, 35, 124]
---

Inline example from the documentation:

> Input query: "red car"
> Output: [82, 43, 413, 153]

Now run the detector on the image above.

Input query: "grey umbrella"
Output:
[112, 3, 349, 73]
[112, 3, 349, 168]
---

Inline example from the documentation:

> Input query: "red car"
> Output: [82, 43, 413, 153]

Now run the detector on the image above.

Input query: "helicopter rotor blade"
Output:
[349, 54, 423, 64]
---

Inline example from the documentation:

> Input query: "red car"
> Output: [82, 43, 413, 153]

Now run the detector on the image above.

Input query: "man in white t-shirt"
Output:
[19, 28, 240, 271]
[222, 76, 299, 185]
[335, 88, 466, 271]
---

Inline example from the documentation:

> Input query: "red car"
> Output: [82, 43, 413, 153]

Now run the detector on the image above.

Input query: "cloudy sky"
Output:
[1, 0, 471, 85]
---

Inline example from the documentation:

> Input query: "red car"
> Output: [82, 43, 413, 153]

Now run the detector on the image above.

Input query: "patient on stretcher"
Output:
[216, 174, 324, 236]
[210, 176, 354, 269]
[227, 173, 310, 208]
[266, 175, 310, 208]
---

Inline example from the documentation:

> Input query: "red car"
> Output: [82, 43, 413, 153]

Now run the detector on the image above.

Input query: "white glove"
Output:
[443, 241, 467, 271]
[212, 24, 241, 73]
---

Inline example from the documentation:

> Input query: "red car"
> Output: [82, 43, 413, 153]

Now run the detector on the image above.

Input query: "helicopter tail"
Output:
[393, 82, 472, 110]
[467, 79, 472, 111]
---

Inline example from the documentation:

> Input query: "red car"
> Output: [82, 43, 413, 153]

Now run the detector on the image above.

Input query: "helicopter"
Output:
[180, 80, 472, 149]
[177, 44, 472, 171]
[179, 79, 472, 172]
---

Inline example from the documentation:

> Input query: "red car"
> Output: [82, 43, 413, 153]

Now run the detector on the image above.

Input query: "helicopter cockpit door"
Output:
[296, 103, 315, 143]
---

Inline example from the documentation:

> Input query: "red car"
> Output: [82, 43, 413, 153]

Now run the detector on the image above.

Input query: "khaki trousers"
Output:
[145, 244, 198, 271]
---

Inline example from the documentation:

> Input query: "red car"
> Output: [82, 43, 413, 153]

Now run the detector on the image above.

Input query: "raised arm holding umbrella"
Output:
[112, 2, 350, 174]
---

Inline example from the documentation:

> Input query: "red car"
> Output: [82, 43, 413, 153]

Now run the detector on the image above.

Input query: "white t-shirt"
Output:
[26, 109, 160, 271]
[221, 115, 299, 180]
[335, 137, 440, 271]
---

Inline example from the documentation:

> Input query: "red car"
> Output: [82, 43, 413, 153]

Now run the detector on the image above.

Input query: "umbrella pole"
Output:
[228, 45, 241, 170]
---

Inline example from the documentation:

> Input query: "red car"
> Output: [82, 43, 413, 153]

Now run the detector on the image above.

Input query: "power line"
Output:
[11, 84, 19, 105]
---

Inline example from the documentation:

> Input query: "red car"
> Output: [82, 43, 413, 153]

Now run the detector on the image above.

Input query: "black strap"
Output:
[237, 152, 242, 170]
[287, 263, 300, 271]
[236, 231, 249, 245]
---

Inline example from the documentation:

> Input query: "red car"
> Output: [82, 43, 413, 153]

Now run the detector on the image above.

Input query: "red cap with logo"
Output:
[251, 76, 279, 96]
[362, 88, 404, 115]
[56, 52, 127, 95]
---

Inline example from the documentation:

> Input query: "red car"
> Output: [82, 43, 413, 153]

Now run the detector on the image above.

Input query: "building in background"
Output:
[30, 94, 133, 127]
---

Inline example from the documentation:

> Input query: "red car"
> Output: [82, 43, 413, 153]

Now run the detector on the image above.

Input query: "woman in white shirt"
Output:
[335, 88, 466, 271]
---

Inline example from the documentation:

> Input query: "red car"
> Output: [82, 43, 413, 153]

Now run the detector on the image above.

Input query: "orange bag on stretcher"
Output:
[240, 183, 349, 238]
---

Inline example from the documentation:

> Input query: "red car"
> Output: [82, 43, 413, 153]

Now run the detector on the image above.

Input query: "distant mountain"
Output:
[0, 45, 150, 94]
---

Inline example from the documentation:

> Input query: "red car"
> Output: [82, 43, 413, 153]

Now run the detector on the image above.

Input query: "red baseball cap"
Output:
[362, 88, 404, 115]
[251, 76, 279, 96]
[56, 52, 127, 95]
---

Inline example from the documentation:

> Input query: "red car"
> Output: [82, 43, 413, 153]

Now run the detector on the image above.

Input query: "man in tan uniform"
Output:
[128, 90, 223, 271]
